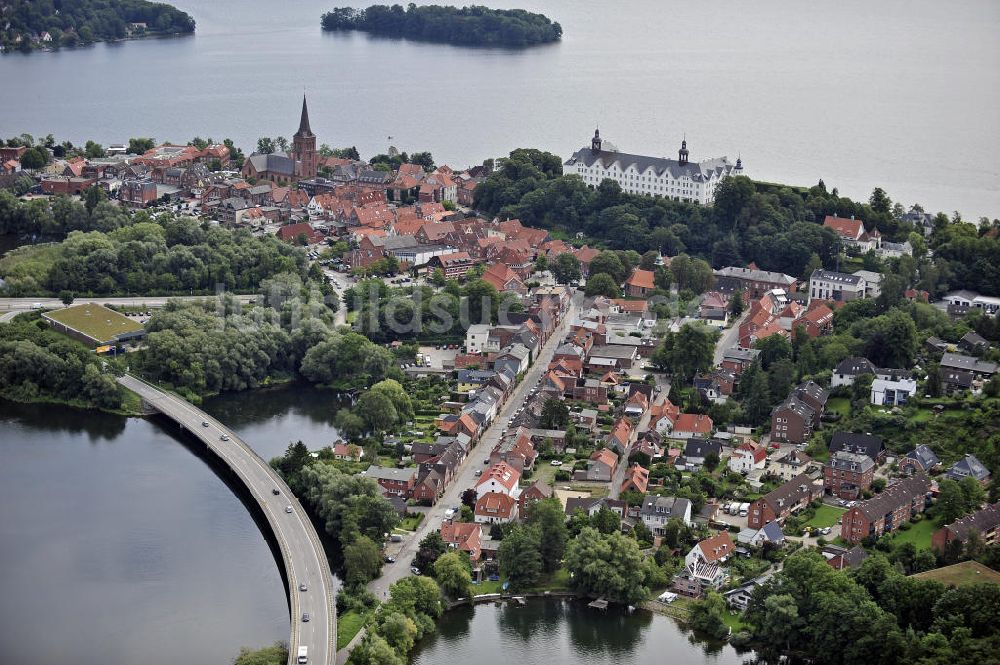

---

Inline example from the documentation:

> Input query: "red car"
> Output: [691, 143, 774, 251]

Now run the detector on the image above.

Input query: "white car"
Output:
[550, 460, 562, 467]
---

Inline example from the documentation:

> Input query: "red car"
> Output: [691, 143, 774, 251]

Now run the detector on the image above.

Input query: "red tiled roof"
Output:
[696, 531, 735, 563]
[475, 492, 517, 519]
[673, 413, 713, 434]
[625, 269, 655, 290]
[590, 447, 619, 469]
[823, 215, 865, 240]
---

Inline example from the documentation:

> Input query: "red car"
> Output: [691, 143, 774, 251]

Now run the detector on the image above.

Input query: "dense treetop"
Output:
[1, 0, 195, 53]
[321, 4, 562, 47]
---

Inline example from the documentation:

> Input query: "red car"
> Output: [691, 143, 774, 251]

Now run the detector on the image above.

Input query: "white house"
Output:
[685, 531, 736, 570]
[475, 461, 521, 498]
[641, 495, 692, 533]
[870, 377, 918, 407]
[728, 440, 767, 474]
[563, 130, 743, 205]
[465, 324, 492, 355]
[809, 269, 869, 304]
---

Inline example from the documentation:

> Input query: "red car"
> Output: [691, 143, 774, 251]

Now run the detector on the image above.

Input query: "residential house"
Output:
[808, 269, 869, 304]
[945, 454, 991, 485]
[650, 399, 681, 434]
[932, 502, 1000, 553]
[737, 521, 786, 548]
[640, 495, 693, 533]
[669, 414, 713, 440]
[620, 464, 650, 495]
[361, 465, 416, 498]
[748, 473, 823, 529]
[683, 438, 722, 468]
[729, 440, 767, 474]
[773, 449, 813, 482]
[685, 531, 736, 569]
[476, 461, 521, 498]
[824, 451, 875, 500]
[331, 443, 363, 461]
[899, 445, 940, 476]
[474, 492, 519, 524]
[831, 357, 876, 388]
[494, 344, 530, 377]
[822, 544, 870, 571]
[840, 474, 931, 543]
[721, 347, 761, 376]
[580, 448, 618, 482]
[587, 344, 639, 371]
[770, 396, 817, 445]
[870, 376, 917, 406]
[829, 432, 886, 464]
[959, 331, 990, 354]
[565, 496, 628, 520]
[724, 578, 766, 611]
[623, 390, 649, 416]
[939, 353, 998, 394]
[823, 215, 881, 253]
[713, 265, 797, 298]
[464, 324, 492, 355]
[440, 520, 483, 564]
[608, 418, 634, 454]
[518, 479, 554, 513]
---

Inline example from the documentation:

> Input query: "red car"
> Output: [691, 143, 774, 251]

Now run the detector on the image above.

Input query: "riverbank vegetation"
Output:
[232, 641, 287, 665]
[0, 313, 125, 411]
[321, 4, 561, 48]
[722, 550, 1000, 664]
[475, 149, 1000, 296]
[1, 0, 195, 54]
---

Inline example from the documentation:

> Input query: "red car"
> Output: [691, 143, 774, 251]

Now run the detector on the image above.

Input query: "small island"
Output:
[321, 4, 562, 48]
[1, 0, 195, 54]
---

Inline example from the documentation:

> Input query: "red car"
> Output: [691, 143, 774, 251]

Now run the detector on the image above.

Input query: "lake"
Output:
[0, 399, 288, 665]
[1, 0, 997, 218]
[410, 597, 746, 665]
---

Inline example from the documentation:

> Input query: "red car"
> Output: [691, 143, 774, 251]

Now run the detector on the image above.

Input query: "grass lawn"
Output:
[473, 578, 504, 595]
[473, 568, 572, 596]
[529, 463, 560, 488]
[398, 513, 424, 531]
[889, 517, 939, 550]
[911, 560, 1000, 587]
[722, 609, 750, 633]
[907, 409, 934, 425]
[805, 505, 846, 529]
[336, 610, 365, 650]
[44, 303, 144, 345]
[827, 397, 851, 418]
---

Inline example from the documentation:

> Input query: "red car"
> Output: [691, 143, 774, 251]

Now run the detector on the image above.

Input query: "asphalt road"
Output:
[118, 375, 335, 665]
[713, 310, 748, 365]
[0, 295, 258, 312]
[367, 293, 581, 600]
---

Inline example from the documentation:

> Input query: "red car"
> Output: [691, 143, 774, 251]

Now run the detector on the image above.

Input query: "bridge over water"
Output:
[118, 375, 335, 665]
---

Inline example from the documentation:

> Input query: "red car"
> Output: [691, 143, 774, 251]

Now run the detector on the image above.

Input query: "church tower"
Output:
[678, 138, 689, 166]
[591, 128, 603, 152]
[292, 95, 318, 179]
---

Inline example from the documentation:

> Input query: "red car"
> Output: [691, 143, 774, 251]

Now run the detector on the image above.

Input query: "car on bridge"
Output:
[285, 506, 293, 513]
[220, 434, 230, 441]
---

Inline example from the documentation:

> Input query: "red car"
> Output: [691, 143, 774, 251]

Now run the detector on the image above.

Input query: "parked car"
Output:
[410, 567, 421, 575]
[384, 556, 396, 563]
[285, 506, 293, 514]
[550, 460, 562, 467]
[299, 583, 308, 592]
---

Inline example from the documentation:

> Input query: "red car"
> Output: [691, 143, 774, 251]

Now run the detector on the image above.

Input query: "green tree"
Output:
[588, 251, 627, 283]
[347, 633, 403, 665]
[689, 590, 730, 639]
[19, 147, 46, 170]
[127, 137, 155, 154]
[564, 527, 650, 605]
[413, 531, 447, 574]
[552, 253, 582, 284]
[539, 397, 569, 429]
[256, 137, 276, 154]
[376, 612, 418, 654]
[344, 535, 382, 585]
[590, 506, 620, 535]
[335, 409, 366, 440]
[233, 642, 288, 665]
[433, 551, 473, 600]
[83, 185, 107, 214]
[499, 524, 543, 590]
[525, 497, 568, 573]
[584, 272, 620, 298]
[935, 479, 967, 524]
[58, 290, 74, 306]
[84, 140, 105, 158]
[729, 291, 744, 316]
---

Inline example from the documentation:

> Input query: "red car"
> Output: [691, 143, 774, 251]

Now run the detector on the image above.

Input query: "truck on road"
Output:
[297, 645, 308, 664]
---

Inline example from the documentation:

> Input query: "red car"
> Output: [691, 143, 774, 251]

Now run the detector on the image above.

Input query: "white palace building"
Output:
[563, 129, 744, 205]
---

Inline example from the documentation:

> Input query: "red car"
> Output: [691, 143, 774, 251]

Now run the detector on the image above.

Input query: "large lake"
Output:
[1, 0, 998, 218]
[0, 383, 344, 665]
[411, 597, 745, 665]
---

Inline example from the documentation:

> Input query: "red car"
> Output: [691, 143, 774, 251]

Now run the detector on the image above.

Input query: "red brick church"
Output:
[242, 95, 319, 184]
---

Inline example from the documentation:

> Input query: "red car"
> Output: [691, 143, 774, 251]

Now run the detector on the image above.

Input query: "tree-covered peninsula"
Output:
[321, 4, 561, 48]
[0, 0, 195, 54]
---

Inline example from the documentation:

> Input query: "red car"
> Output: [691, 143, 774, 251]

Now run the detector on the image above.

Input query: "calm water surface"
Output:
[411, 598, 745, 665]
[0, 399, 288, 665]
[1, 0, 997, 217]
[201, 382, 347, 461]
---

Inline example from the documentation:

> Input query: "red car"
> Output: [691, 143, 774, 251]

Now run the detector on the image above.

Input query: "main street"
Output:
[713, 309, 747, 365]
[367, 293, 581, 600]
[0, 294, 258, 311]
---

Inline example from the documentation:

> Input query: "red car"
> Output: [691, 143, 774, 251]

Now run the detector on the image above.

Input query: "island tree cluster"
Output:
[1, 0, 195, 53]
[321, 4, 562, 47]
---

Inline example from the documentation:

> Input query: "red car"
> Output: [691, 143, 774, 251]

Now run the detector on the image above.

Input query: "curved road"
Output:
[118, 375, 335, 665]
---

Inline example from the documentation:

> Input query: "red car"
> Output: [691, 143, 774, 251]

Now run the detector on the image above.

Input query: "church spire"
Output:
[296, 94, 313, 137]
